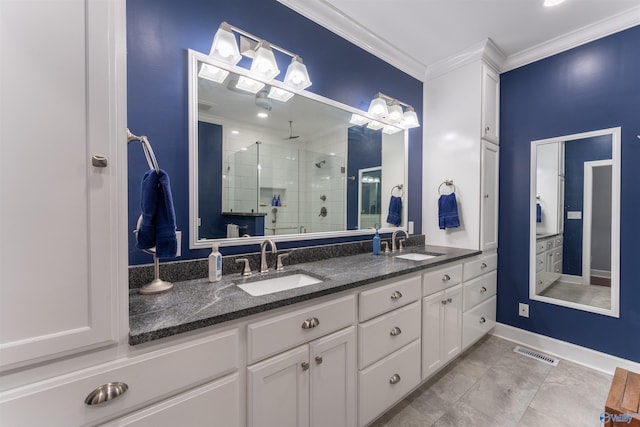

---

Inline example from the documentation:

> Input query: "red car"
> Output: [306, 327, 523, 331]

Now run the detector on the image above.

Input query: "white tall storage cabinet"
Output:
[423, 41, 502, 251]
[0, 0, 125, 371]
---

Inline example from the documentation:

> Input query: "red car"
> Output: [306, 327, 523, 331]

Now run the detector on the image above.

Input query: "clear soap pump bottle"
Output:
[209, 244, 222, 282]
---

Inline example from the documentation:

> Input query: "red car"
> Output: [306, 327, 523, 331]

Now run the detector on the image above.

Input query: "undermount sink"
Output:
[395, 253, 439, 261]
[237, 273, 323, 296]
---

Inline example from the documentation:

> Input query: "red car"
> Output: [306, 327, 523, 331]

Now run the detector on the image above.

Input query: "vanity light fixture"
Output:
[235, 75, 265, 93]
[366, 92, 421, 129]
[386, 102, 404, 124]
[368, 94, 389, 118]
[400, 106, 420, 129]
[366, 120, 385, 131]
[268, 86, 294, 102]
[250, 41, 280, 80]
[198, 63, 229, 83]
[283, 56, 312, 90]
[349, 113, 370, 126]
[209, 22, 242, 65]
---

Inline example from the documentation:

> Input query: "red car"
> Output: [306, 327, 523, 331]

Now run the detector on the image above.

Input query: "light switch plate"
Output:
[408, 221, 414, 234]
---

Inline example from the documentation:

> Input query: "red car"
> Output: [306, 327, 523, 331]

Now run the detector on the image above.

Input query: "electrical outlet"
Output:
[519, 303, 529, 318]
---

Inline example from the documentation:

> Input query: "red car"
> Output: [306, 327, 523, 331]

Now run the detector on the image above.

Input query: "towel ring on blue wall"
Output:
[438, 180, 456, 195]
[391, 184, 404, 197]
[127, 128, 160, 174]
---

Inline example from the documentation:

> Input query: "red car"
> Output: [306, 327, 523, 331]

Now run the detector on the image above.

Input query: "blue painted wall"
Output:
[499, 25, 640, 362]
[562, 136, 612, 276]
[126, 0, 423, 265]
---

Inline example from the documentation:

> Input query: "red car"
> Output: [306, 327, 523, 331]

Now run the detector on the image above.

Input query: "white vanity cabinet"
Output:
[462, 254, 498, 349]
[421, 264, 463, 379]
[246, 295, 357, 427]
[0, 0, 125, 370]
[535, 235, 563, 293]
[481, 141, 500, 251]
[481, 63, 500, 144]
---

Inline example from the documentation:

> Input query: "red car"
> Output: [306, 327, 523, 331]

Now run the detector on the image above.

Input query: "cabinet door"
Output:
[442, 284, 463, 362]
[422, 291, 444, 379]
[481, 141, 499, 251]
[481, 64, 499, 143]
[248, 345, 310, 427]
[310, 327, 356, 427]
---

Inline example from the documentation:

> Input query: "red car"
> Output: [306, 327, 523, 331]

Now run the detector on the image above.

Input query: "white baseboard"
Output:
[492, 323, 640, 375]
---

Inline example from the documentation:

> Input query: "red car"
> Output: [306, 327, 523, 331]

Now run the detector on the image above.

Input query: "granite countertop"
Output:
[129, 245, 480, 345]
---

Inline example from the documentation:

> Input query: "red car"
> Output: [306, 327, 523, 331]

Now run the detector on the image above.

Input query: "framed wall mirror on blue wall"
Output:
[188, 50, 408, 248]
[529, 127, 620, 317]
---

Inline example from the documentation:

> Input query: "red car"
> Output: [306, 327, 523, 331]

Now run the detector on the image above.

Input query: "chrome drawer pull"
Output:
[480, 286, 487, 293]
[390, 327, 402, 336]
[447, 297, 452, 303]
[301, 362, 310, 371]
[480, 262, 487, 269]
[91, 155, 108, 168]
[84, 382, 128, 406]
[390, 291, 403, 300]
[302, 317, 320, 329]
[441, 300, 447, 305]
[442, 274, 451, 281]
[479, 317, 486, 324]
[389, 374, 401, 385]
[315, 356, 323, 365]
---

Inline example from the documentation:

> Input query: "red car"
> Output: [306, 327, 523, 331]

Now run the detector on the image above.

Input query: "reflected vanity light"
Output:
[235, 75, 265, 93]
[543, 0, 565, 7]
[382, 125, 403, 135]
[349, 113, 369, 126]
[198, 63, 229, 83]
[268, 86, 294, 102]
[366, 120, 384, 130]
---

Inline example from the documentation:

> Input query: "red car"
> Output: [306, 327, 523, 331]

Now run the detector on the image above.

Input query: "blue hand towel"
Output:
[386, 196, 402, 226]
[136, 169, 178, 259]
[536, 203, 542, 223]
[438, 193, 460, 229]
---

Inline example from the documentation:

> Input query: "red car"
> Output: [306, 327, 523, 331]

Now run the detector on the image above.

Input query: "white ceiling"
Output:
[280, 0, 640, 78]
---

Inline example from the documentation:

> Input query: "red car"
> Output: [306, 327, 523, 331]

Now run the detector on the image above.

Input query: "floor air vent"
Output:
[513, 346, 559, 366]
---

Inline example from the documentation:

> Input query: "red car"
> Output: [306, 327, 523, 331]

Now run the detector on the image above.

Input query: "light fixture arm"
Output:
[225, 22, 298, 59]
[375, 92, 413, 109]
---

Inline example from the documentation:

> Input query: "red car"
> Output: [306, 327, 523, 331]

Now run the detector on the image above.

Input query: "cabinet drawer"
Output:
[0, 330, 239, 427]
[536, 254, 545, 272]
[463, 296, 496, 349]
[359, 274, 421, 322]
[535, 241, 547, 254]
[463, 271, 497, 311]
[463, 253, 497, 281]
[247, 294, 355, 364]
[552, 260, 562, 274]
[358, 301, 421, 369]
[422, 263, 462, 296]
[554, 236, 563, 247]
[553, 248, 562, 263]
[358, 339, 421, 427]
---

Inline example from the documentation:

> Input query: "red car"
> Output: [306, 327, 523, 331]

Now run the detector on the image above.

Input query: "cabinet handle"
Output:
[390, 291, 403, 300]
[442, 274, 451, 281]
[480, 263, 487, 269]
[91, 155, 108, 168]
[390, 327, 402, 336]
[441, 299, 447, 305]
[301, 317, 320, 329]
[485, 126, 490, 134]
[389, 374, 401, 385]
[301, 362, 310, 371]
[447, 297, 452, 303]
[84, 382, 128, 406]
[480, 286, 487, 293]
[315, 356, 323, 365]
[479, 317, 486, 324]
[484, 194, 490, 199]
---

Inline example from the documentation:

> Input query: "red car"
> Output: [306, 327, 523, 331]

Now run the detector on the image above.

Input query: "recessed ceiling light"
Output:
[257, 112, 269, 118]
[231, 130, 239, 135]
[543, 0, 565, 7]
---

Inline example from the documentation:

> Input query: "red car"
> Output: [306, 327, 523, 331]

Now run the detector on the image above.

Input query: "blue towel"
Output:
[438, 193, 460, 229]
[536, 203, 542, 223]
[386, 196, 402, 226]
[136, 169, 178, 258]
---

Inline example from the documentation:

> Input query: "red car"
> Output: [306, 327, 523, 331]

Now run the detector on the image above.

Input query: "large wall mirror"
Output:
[188, 50, 408, 248]
[529, 127, 620, 317]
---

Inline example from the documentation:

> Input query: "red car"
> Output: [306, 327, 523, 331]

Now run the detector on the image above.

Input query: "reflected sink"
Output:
[237, 273, 323, 296]
[395, 253, 439, 261]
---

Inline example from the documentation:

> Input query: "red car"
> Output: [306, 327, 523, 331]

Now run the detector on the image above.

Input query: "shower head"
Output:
[315, 160, 326, 168]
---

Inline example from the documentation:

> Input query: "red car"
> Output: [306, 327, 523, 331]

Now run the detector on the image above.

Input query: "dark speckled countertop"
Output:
[129, 245, 479, 345]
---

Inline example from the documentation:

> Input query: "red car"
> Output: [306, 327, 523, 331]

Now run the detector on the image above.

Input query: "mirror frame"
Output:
[529, 127, 620, 317]
[188, 49, 409, 248]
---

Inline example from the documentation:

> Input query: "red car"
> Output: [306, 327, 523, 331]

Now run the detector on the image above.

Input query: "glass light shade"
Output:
[382, 125, 403, 135]
[268, 86, 294, 102]
[368, 96, 389, 118]
[386, 103, 404, 124]
[209, 23, 241, 65]
[366, 120, 384, 130]
[401, 107, 420, 128]
[250, 42, 280, 80]
[235, 76, 265, 94]
[349, 114, 369, 126]
[283, 56, 312, 90]
[198, 63, 229, 83]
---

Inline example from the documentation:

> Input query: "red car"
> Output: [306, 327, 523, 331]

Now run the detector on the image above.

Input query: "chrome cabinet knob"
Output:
[301, 362, 310, 371]
[390, 291, 403, 300]
[447, 297, 452, 303]
[441, 300, 447, 305]
[84, 382, 128, 405]
[301, 317, 320, 329]
[315, 356, 323, 365]
[389, 374, 401, 385]
[485, 126, 490, 133]
[442, 274, 451, 281]
[480, 286, 487, 293]
[390, 327, 402, 336]
[91, 155, 108, 168]
[479, 317, 486, 324]
[480, 262, 487, 269]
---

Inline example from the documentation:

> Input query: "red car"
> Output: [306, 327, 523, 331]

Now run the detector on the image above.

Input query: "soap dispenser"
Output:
[372, 228, 380, 255]
[209, 244, 222, 282]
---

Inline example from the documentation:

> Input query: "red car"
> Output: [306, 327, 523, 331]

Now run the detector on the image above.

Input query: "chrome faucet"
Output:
[260, 239, 277, 273]
[391, 230, 409, 253]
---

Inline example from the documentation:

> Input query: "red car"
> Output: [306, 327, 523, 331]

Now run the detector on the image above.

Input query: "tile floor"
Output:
[540, 281, 611, 310]
[370, 335, 612, 427]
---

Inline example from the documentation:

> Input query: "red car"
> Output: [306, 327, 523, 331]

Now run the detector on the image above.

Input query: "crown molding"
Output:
[277, 0, 427, 81]
[502, 6, 640, 72]
[425, 38, 506, 81]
